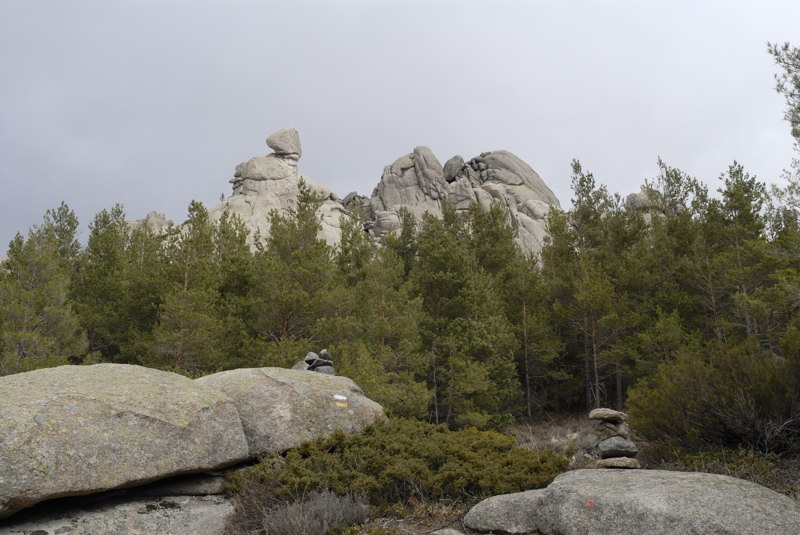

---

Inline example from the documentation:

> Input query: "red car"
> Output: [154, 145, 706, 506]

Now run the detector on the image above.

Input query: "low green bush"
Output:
[627, 342, 799, 454]
[656, 446, 800, 499]
[228, 418, 567, 506]
[660, 447, 779, 479]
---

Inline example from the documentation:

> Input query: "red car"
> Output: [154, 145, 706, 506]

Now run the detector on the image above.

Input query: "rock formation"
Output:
[292, 348, 336, 375]
[207, 128, 349, 247]
[0, 364, 249, 520]
[132, 128, 561, 257]
[127, 210, 174, 233]
[195, 367, 381, 457]
[583, 407, 640, 469]
[346, 146, 560, 256]
[0, 363, 384, 520]
[464, 469, 800, 534]
[2, 494, 232, 535]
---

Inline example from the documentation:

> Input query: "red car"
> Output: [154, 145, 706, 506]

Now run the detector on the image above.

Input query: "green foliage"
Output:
[319, 218, 429, 418]
[628, 340, 798, 453]
[660, 447, 779, 479]
[71, 204, 134, 361]
[410, 207, 521, 427]
[228, 418, 567, 506]
[382, 207, 417, 277]
[768, 42, 800, 143]
[0, 207, 86, 375]
[334, 341, 430, 419]
[248, 180, 334, 347]
[499, 253, 566, 416]
[141, 286, 228, 374]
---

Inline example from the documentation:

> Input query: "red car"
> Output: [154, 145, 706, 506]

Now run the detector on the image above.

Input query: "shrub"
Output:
[228, 418, 567, 507]
[656, 447, 800, 500]
[627, 342, 799, 453]
[660, 447, 779, 480]
[263, 490, 369, 535]
[224, 480, 367, 535]
[224, 477, 278, 535]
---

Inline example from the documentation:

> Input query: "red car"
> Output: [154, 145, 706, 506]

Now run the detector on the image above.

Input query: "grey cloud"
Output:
[1, 1, 798, 250]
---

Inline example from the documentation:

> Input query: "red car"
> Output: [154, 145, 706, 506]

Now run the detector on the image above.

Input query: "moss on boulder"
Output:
[194, 367, 385, 456]
[0, 364, 250, 519]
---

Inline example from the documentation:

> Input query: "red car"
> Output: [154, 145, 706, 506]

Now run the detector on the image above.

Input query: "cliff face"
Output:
[345, 146, 560, 256]
[160, 128, 561, 255]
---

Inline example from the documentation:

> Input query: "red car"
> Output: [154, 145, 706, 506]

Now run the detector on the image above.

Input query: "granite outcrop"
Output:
[138, 128, 561, 257]
[0, 363, 384, 520]
[345, 146, 560, 256]
[208, 128, 347, 247]
[464, 469, 800, 535]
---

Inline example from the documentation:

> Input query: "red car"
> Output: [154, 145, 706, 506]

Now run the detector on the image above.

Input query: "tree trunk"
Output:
[583, 332, 592, 411]
[591, 321, 601, 408]
[522, 298, 532, 418]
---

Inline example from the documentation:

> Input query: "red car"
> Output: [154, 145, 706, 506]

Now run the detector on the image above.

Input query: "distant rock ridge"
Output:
[127, 210, 173, 233]
[344, 145, 560, 255]
[133, 128, 561, 256]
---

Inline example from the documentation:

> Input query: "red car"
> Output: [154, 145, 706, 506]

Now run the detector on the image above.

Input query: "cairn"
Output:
[292, 349, 336, 375]
[585, 408, 640, 469]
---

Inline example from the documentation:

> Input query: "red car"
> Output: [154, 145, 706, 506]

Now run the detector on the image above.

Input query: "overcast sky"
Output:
[1, 1, 798, 251]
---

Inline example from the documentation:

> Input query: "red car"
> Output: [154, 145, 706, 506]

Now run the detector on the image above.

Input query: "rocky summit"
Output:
[139, 128, 561, 256]
[346, 146, 560, 256]
[207, 129, 348, 247]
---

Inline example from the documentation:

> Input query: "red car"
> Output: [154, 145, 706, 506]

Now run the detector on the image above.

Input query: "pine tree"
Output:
[247, 180, 335, 365]
[142, 286, 227, 374]
[411, 206, 520, 428]
[0, 211, 86, 375]
[72, 205, 131, 361]
[768, 42, 800, 143]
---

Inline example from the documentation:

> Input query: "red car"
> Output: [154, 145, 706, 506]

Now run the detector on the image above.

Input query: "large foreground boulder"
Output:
[465, 469, 800, 535]
[195, 367, 385, 456]
[0, 364, 250, 520]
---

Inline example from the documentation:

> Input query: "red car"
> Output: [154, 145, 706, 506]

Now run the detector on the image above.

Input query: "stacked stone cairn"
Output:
[292, 348, 336, 375]
[585, 408, 640, 469]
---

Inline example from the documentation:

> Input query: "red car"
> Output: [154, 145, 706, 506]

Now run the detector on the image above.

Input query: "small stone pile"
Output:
[292, 349, 336, 375]
[585, 408, 640, 469]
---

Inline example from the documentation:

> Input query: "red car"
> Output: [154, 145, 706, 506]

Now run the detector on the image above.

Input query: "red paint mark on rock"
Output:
[583, 496, 596, 510]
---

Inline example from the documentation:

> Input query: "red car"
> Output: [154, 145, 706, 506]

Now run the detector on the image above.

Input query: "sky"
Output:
[1, 0, 798, 251]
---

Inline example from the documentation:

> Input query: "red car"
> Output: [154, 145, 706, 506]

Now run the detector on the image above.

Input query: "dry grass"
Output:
[341, 500, 471, 535]
[507, 413, 596, 468]
[224, 480, 368, 535]
[265, 490, 369, 535]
